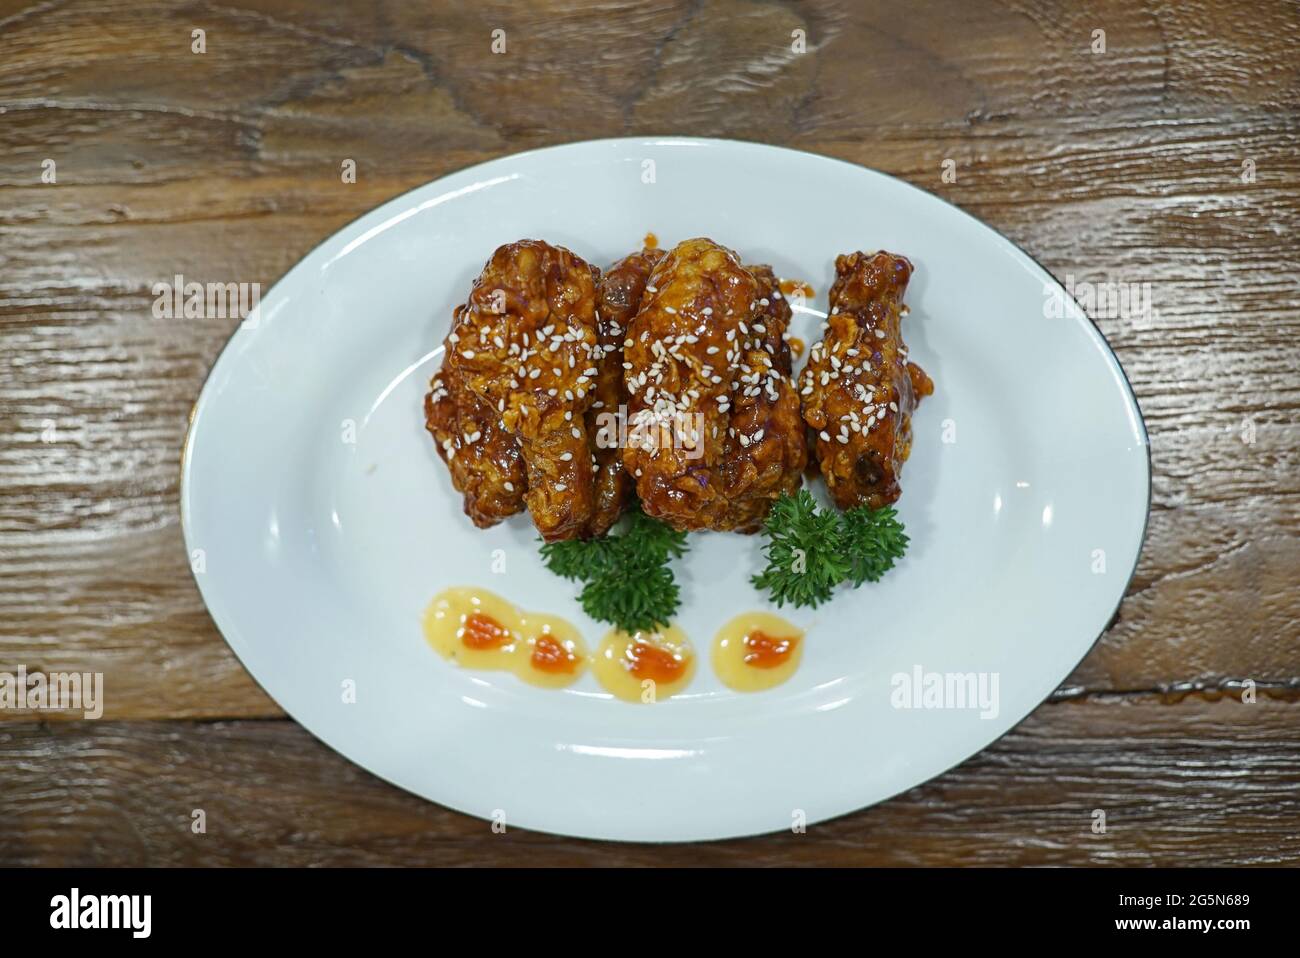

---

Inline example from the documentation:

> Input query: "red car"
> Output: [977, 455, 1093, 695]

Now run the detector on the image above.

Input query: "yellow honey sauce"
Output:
[515, 611, 587, 689]
[424, 587, 523, 670]
[424, 589, 802, 698]
[423, 587, 587, 688]
[711, 612, 804, 692]
[591, 625, 696, 703]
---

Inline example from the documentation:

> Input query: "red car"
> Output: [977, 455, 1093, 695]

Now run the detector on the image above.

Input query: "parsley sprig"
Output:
[539, 507, 688, 633]
[751, 490, 908, 608]
[841, 502, 910, 586]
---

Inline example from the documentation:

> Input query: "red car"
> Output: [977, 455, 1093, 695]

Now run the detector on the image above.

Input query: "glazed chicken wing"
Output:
[588, 246, 665, 536]
[424, 363, 526, 528]
[800, 251, 934, 510]
[715, 262, 807, 531]
[431, 240, 604, 541]
[623, 238, 805, 532]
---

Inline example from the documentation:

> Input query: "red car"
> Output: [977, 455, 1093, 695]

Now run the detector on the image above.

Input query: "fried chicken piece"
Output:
[435, 240, 604, 541]
[800, 251, 934, 510]
[747, 264, 795, 377]
[715, 263, 807, 532]
[588, 247, 665, 536]
[424, 365, 526, 528]
[623, 238, 805, 532]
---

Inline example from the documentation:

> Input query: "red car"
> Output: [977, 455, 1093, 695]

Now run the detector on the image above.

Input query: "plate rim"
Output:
[179, 135, 1153, 843]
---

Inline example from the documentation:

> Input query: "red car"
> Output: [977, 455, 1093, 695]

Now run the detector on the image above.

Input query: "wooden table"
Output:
[2, 0, 1297, 866]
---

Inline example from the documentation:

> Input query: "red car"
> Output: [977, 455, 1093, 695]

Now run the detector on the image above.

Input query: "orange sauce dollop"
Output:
[592, 626, 695, 702]
[778, 278, 815, 299]
[643, 232, 659, 249]
[461, 612, 511, 649]
[531, 634, 580, 674]
[788, 336, 805, 359]
[712, 612, 804, 692]
[624, 641, 687, 683]
[742, 630, 800, 669]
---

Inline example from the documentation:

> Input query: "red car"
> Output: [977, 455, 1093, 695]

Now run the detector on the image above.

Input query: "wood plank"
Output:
[1, 695, 1296, 865]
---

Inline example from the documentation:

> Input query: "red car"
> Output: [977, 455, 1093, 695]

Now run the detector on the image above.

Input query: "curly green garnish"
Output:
[751, 490, 909, 607]
[539, 506, 688, 633]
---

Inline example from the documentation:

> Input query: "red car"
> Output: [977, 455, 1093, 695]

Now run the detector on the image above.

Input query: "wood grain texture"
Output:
[2, 696, 1296, 866]
[0, 0, 1296, 863]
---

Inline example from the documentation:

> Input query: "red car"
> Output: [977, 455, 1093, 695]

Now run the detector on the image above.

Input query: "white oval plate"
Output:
[182, 138, 1150, 842]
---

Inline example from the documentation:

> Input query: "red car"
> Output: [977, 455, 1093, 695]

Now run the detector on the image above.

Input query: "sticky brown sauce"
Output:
[788, 336, 805, 359]
[778, 278, 815, 300]
[424, 590, 803, 699]
[643, 231, 659, 249]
